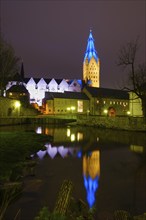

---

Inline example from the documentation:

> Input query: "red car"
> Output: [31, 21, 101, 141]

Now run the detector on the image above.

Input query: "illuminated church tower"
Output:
[83, 30, 100, 87]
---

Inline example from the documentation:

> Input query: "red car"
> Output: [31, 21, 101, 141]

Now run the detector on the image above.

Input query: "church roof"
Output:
[7, 85, 29, 93]
[84, 30, 98, 62]
[84, 86, 129, 99]
[45, 91, 89, 100]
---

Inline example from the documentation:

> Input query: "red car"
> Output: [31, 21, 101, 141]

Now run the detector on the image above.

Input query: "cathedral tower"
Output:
[83, 30, 100, 87]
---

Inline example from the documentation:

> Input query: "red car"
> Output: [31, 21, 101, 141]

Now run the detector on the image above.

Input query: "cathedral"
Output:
[6, 30, 99, 106]
[83, 30, 100, 87]
[6, 30, 129, 116]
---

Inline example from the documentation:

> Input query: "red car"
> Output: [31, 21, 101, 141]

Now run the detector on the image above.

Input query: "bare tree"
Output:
[117, 38, 146, 118]
[0, 36, 20, 96]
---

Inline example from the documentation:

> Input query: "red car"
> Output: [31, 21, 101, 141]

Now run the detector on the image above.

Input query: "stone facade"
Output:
[45, 92, 89, 115]
[6, 78, 82, 106]
[83, 30, 100, 87]
[0, 97, 38, 118]
[129, 92, 143, 116]
[0, 97, 21, 117]
[83, 87, 129, 116]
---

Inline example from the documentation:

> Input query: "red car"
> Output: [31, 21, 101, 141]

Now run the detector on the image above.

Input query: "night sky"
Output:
[1, 0, 146, 89]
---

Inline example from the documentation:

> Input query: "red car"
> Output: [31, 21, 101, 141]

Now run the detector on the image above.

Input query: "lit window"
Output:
[103, 101, 106, 104]
[96, 100, 99, 104]
[78, 100, 83, 112]
[77, 132, 83, 141]
[9, 92, 12, 96]
[71, 134, 75, 142]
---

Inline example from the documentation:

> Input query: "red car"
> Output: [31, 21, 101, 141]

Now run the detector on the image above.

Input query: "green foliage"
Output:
[0, 183, 22, 220]
[0, 131, 50, 182]
[67, 198, 96, 220]
[0, 36, 20, 96]
[34, 207, 50, 220]
[34, 207, 66, 220]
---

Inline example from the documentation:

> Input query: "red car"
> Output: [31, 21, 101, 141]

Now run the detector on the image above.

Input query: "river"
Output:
[1, 124, 146, 220]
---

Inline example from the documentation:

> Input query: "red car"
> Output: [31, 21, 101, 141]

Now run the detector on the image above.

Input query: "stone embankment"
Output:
[77, 115, 146, 132]
[0, 115, 76, 126]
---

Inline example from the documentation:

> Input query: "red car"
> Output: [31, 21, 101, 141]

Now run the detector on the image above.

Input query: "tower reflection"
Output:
[83, 151, 100, 208]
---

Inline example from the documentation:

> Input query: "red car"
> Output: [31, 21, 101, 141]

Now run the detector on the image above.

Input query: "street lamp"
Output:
[15, 101, 21, 116]
[70, 106, 75, 113]
[103, 109, 108, 114]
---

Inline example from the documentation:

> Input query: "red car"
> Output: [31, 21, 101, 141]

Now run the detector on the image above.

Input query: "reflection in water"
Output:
[34, 125, 146, 213]
[35, 143, 100, 208]
[36, 126, 42, 134]
[130, 145, 144, 153]
[36, 143, 80, 159]
[83, 151, 100, 208]
[37, 150, 46, 160]
[36, 126, 84, 143]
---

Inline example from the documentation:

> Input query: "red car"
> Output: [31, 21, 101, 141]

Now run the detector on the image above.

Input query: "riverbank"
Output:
[0, 115, 146, 132]
[77, 115, 146, 132]
[0, 115, 76, 126]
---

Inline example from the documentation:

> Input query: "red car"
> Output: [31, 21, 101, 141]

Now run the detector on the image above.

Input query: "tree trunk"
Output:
[141, 97, 146, 118]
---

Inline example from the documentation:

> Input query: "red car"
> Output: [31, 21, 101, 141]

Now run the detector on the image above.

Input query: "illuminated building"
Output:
[5, 30, 134, 116]
[83, 30, 100, 88]
[129, 92, 143, 116]
[44, 91, 89, 115]
[83, 86, 129, 116]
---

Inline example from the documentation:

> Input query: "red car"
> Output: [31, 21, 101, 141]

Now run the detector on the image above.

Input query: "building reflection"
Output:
[83, 151, 100, 208]
[36, 126, 84, 143]
[36, 143, 80, 159]
[35, 126, 100, 208]
[130, 145, 144, 153]
[35, 144, 100, 208]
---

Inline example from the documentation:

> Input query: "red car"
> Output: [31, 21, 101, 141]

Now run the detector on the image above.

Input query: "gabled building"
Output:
[6, 84, 30, 106]
[5, 30, 134, 117]
[44, 91, 89, 115]
[83, 86, 129, 116]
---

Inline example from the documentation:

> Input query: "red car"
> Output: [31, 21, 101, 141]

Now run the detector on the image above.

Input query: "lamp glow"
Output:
[15, 101, 21, 108]
[103, 109, 108, 114]
[71, 106, 75, 110]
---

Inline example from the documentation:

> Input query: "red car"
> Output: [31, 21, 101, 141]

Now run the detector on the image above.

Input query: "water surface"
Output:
[1, 124, 146, 220]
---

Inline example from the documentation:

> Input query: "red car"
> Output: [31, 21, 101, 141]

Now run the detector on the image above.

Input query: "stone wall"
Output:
[0, 97, 39, 125]
[77, 115, 146, 131]
[0, 97, 20, 117]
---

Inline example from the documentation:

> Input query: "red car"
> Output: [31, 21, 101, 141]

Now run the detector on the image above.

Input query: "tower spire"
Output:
[20, 61, 24, 80]
[84, 30, 98, 63]
[83, 30, 100, 88]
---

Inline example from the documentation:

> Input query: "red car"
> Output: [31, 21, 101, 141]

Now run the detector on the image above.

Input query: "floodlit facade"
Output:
[83, 30, 100, 88]
[44, 91, 89, 115]
[83, 86, 129, 116]
[6, 30, 142, 117]
[6, 77, 82, 106]
[6, 30, 100, 107]
[129, 92, 143, 116]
